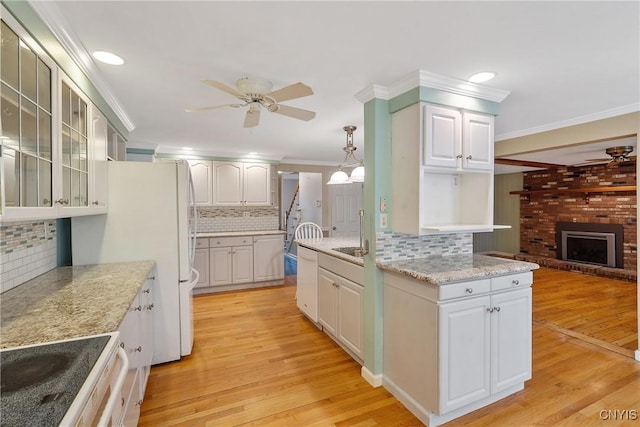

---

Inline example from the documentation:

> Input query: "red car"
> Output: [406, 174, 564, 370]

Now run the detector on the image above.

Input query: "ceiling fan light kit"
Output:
[327, 125, 365, 185]
[186, 77, 316, 128]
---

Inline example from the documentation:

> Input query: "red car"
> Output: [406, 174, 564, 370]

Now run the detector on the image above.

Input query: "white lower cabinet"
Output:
[195, 234, 285, 292]
[117, 269, 155, 426]
[296, 246, 319, 321]
[383, 271, 532, 426]
[253, 234, 284, 281]
[209, 245, 253, 286]
[317, 253, 364, 363]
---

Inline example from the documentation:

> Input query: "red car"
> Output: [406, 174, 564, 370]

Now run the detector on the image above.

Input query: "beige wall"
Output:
[495, 112, 639, 157]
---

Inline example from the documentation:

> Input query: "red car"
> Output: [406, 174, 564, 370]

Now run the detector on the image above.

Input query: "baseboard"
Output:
[361, 366, 383, 387]
[635, 349, 640, 361]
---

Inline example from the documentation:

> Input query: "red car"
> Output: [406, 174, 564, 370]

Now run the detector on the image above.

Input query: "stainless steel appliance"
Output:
[0, 333, 126, 426]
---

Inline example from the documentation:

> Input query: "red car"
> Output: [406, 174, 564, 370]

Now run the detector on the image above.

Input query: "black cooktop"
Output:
[1, 335, 110, 427]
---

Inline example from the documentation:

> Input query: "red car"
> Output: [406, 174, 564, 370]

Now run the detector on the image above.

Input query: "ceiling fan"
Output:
[186, 77, 316, 128]
[578, 145, 636, 167]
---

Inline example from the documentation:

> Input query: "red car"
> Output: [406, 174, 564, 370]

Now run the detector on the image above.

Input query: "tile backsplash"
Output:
[197, 207, 279, 232]
[1, 220, 57, 293]
[376, 232, 473, 261]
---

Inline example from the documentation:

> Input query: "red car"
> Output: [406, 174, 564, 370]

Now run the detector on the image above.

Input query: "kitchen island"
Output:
[1, 260, 155, 348]
[379, 254, 538, 427]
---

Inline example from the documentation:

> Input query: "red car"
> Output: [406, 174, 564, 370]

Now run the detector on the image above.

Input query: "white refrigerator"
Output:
[71, 160, 198, 364]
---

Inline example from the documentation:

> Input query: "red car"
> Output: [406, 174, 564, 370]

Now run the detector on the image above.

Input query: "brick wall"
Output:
[520, 162, 637, 270]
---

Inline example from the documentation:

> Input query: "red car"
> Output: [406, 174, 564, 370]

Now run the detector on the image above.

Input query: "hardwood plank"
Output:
[140, 270, 640, 426]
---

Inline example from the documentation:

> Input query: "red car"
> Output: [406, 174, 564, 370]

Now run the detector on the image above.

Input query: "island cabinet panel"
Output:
[383, 271, 532, 426]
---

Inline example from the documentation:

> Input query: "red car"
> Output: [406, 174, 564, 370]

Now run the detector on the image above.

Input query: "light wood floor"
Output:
[139, 269, 640, 426]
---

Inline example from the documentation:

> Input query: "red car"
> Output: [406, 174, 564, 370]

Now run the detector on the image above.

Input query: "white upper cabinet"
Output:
[187, 160, 213, 206]
[212, 161, 271, 206]
[1, 13, 110, 221]
[423, 105, 494, 172]
[462, 112, 494, 171]
[392, 102, 497, 234]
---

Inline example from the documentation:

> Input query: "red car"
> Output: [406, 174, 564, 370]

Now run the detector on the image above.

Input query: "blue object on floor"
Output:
[285, 253, 297, 275]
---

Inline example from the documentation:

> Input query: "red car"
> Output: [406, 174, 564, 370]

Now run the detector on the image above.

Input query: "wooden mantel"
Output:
[509, 185, 636, 196]
[510, 185, 636, 204]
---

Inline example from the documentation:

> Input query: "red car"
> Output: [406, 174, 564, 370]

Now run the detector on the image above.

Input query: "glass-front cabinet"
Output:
[1, 9, 109, 220]
[1, 19, 54, 213]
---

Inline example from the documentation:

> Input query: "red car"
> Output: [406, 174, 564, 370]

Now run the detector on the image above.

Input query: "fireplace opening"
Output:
[556, 222, 624, 269]
[561, 231, 615, 267]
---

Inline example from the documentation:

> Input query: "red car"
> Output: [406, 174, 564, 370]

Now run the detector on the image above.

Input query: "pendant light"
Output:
[327, 125, 365, 185]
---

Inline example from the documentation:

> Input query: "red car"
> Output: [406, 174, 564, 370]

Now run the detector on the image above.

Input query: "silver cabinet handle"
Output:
[466, 155, 473, 160]
[92, 201, 99, 205]
[512, 279, 520, 286]
[143, 288, 150, 294]
[134, 305, 142, 311]
[55, 199, 69, 205]
[135, 400, 143, 406]
[147, 275, 155, 281]
[134, 346, 142, 352]
[456, 154, 463, 159]
[495, 306, 500, 312]
[465, 288, 473, 294]
[487, 307, 494, 313]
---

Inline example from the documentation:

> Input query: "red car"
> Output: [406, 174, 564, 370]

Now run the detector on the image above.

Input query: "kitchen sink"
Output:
[332, 246, 365, 258]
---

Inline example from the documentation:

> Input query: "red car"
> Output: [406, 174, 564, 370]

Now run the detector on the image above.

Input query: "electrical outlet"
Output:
[243, 212, 250, 217]
[380, 213, 388, 228]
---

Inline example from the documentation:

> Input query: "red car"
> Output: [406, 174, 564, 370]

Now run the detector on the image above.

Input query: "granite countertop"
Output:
[296, 237, 365, 266]
[197, 230, 287, 238]
[0, 261, 155, 349]
[377, 254, 539, 285]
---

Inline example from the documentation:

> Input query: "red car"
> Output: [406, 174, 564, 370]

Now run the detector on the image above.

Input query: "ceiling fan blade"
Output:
[202, 79, 248, 100]
[271, 104, 316, 121]
[244, 109, 260, 128]
[266, 82, 313, 103]
[185, 103, 244, 113]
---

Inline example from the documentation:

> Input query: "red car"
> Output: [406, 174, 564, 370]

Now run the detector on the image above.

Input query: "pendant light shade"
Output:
[326, 125, 365, 185]
[327, 170, 350, 185]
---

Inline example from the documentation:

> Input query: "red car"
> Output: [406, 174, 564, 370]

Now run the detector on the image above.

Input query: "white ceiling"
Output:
[29, 1, 639, 167]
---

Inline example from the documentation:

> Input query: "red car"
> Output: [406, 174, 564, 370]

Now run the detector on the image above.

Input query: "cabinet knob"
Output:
[143, 288, 150, 294]
[148, 303, 154, 310]
[487, 307, 494, 313]
[134, 305, 142, 311]
[465, 288, 473, 294]
[495, 306, 500, 312]
[147, 276, 155, 281]
[135, 399, 143, 406]
[55, 199, 69, 205]
[92, 200, 99, 205]
[456, 154, 463, 159]
[512, 279, 520, 286]
[466, 155, 473, 160]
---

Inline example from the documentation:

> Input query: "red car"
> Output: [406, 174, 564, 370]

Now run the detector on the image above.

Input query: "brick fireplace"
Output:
[518, 162, 636, 271]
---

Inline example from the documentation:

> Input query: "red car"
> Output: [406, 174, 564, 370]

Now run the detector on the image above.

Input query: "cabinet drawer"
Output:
[196, 238, 209, 249]
[209, 236, 253, 247]
[491, 272, 533, 292]
[439, 279, 490, 301]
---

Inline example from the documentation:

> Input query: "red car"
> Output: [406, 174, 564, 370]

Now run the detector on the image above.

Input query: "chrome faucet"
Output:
[357, 209, 369, 256]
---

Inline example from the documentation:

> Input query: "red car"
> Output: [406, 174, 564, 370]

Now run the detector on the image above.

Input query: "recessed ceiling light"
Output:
[92, 51, 125, 65]
[468, 71, 496, 83]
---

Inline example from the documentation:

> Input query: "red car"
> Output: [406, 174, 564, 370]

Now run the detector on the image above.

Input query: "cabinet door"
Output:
[90, 104, 108, 210]
[490, 287, 532, 393]
[462, 112, 494, 171]
[318, 268, 338, 336]
[213, 161, 243, 205]
[210, 247, 232, 286]
[244, 163, 271, 205]
[188, 160, 213, 205]
[193, 248, 210, 288]
[423, 104, 462, 168]
[338, 278, 363, 360]
[232, 245, 254, 283]
[439, 295, 491, 414]
[297, 247, 318, 321]
[253, 235, 284, 281]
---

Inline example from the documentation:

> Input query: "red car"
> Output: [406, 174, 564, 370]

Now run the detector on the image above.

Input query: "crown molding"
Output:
[495, 103, 640, 141]
[28, 1, 135, 132]
[355, 70, 510, 104]
[354, 84, 389, 103]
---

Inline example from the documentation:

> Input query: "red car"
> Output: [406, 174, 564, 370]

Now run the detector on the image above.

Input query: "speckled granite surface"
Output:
[296, 237, 364, 266]
[0, 261, 155, 349]
[197, 230, 286, 238]
[377, 254, 539, 285]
